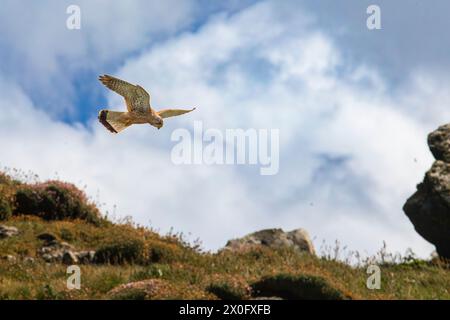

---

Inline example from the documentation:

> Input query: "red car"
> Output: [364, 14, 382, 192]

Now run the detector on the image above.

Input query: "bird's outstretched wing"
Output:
[157, 108, 196, 119]
[99, 75, 151, 113]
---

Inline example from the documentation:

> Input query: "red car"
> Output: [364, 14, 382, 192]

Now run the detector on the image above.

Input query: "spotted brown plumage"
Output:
[98, 74, 196, 133]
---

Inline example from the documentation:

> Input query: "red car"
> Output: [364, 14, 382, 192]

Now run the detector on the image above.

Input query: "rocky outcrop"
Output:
[0, 224, 18, 239]
[224, 228, 315, 255]
[428, 123, 450, 162]
[403, 123, 450, 259]
[37, 233, 95, 264]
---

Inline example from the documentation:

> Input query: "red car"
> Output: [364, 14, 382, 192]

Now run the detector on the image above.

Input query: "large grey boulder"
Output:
[404, 124, 450, 259]
[225, 228, 315, 255]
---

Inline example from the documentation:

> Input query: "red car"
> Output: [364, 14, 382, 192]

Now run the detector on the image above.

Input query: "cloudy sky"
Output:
[1, 0, 448, 258]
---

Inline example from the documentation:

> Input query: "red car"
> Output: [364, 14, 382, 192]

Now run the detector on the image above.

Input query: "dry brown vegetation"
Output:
[0, 171, 449, 300]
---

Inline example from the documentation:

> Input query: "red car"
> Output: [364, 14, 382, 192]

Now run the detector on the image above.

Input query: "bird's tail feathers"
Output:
[98, 110, 131, 133]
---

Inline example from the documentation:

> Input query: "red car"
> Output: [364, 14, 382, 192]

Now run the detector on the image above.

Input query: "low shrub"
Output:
[36, 284, 67, 300]
[207, 277, 251, 300]
[148, 242, 184, 264]
[59, 228, 75, 242]
[90, 272, 127, 294]
[14, 181, 103, 225]
[95, 237, 147, 265]
[251, 274, 346, 300]
[0, 196, 12, 220]
[0, 182, 15, 220]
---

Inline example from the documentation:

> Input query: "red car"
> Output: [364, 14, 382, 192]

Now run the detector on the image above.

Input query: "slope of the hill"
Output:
[0, 171, 449, 300]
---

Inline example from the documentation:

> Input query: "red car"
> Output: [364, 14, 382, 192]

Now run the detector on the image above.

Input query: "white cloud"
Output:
[0, 0, 197, 116]
[0, 1, 443, 258]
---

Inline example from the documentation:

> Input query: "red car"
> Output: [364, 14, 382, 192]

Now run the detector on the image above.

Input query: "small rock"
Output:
[76, 251, 96, 264]
[60, 242, 75, 250]
[47, 240, 60, 247]
[39, 246, 53, 254]
[37, 237, 80, 263]
[42, 253, 55, 262]
[23, 257, 35, 264]
[2, 255, 16, 262]
[62, 251, 79, 265]
[42, 250, 64, 263]
[0, 225, 19, 239]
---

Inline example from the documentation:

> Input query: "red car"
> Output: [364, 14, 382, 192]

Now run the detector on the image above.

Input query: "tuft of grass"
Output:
[36, 284, 66, 300]
[205, 273, 252, 300]
[59, 228, 74, 242]
[0, 196, 12, 220]
[0, 172, 16, 186]
[149, 242, 185, 264]
[111, 288, 147, 300]
[207, 283, 250, 300]
[129, 264, 170, 282]
[95, 237, 147, 265]
[0, 175, 15, 221]
[89, 271, 127, 294]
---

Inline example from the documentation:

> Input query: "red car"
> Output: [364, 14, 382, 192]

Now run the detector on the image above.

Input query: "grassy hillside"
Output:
[0, 171, 449, 300]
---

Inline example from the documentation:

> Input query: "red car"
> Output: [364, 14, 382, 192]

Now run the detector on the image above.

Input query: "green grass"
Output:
[0, 171, 449, 300]
[1, 216, 449, 300]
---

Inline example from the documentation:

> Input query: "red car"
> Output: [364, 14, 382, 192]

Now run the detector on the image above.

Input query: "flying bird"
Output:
[98, 75, 195, 133]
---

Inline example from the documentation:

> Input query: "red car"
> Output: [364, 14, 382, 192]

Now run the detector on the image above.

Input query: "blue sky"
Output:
[1, 0, 449, 257]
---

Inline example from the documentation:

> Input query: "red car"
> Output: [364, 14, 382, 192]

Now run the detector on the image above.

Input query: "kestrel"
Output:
[98, 75, 195, 133]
